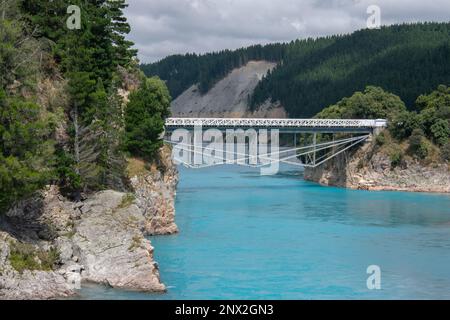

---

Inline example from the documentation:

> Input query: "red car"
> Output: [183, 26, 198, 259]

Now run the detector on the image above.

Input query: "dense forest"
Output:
[142, 23, 450, 117]
[0, 0, 170, 212]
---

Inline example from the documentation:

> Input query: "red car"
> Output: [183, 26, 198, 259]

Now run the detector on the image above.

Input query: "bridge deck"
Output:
[165, 118, 387, 133]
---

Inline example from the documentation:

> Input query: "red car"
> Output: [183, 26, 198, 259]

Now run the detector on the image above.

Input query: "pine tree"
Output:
[0, 90, 55, 212]
[14, 1, 168, 200]
[106, 0, 137, 67]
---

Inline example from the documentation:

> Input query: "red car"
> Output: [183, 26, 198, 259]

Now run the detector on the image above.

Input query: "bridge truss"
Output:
[164, 117, 385, 170]
[164, 134, 370, 169]
[165, 117, 387, 132]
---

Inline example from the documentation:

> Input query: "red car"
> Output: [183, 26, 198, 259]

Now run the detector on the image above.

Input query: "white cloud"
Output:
[124, 0, 450, 63]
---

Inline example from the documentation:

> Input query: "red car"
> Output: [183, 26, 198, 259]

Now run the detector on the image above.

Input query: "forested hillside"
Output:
[142, 23, 450, 118]
[0, 0, 170, 212]
[140, 44, 286, 98]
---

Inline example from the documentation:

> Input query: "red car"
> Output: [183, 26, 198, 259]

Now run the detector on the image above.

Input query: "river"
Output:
[79, 165, 450, 299]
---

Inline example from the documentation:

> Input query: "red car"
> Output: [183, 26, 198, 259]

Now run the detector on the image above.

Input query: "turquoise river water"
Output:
[79, 165, 450, 299]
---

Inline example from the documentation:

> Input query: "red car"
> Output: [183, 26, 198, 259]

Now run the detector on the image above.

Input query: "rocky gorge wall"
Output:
[130, 145, 178, 236]
[304, 138, 450, 193]
[0, 146, 178, 299]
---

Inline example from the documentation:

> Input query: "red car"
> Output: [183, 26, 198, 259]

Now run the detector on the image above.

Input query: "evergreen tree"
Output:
[106, 0, 137, 67]
[1, 0, 166, 209]
[0, 90, 55, 212]
[0, 1, 55, 212]
[21, 0, 138, 196]
[77, 80, 127, 192]
[125, 77, 171, 160]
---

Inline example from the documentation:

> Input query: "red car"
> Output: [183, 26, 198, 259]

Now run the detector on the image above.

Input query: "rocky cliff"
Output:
[171, 60, 286, 118]
[129, 145, 179, 235]
[0, 146, 178, 299]
[304, 137, 450, 193]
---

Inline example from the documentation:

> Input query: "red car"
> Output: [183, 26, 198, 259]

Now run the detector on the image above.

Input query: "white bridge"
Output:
[165, 117, 387, 133]
[164, 117, 387, 173]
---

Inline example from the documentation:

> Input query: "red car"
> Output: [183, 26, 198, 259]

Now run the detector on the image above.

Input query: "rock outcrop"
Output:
[304, 139, 450, 193]
[73, 191, 165, 292]
[129, 145, 179, 235]
[0, 147, 178, 299]
[0, 231, 74, 300]
[0, 187, 78, 300]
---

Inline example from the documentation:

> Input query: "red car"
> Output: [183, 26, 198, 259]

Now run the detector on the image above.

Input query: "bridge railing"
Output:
[165, 118, 387, 129]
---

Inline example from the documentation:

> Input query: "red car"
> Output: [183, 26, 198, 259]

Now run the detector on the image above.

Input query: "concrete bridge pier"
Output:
[367, 119, 388, 142]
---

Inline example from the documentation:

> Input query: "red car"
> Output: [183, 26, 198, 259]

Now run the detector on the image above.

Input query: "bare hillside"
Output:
[171, 61, 286, 118]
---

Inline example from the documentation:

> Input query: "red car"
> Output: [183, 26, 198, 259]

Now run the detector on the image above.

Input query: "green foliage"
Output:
[21, 0, 136, 85]
[389, 110, 421, 140]
[375, 131, 386, 146]
[106, 0, 138, 67]
[408, 129, 429, 159]
[413, 85, 450, 149]
[0, 4, 43, 89]
[37, 247, 60, 271]
[314, 85, 449, 163]
[8, 242, 40, 273]
[125, 77, 171, 160]
[67, 72, 96, 116]
[54, 147, 81, 197]
[75, 83, 128, 193]
[390, 149, 404, 169]
[0, 3, 56, 212]
[118, 193, 136, 209]
[316, 86, 407, 120]
[430, 119, 450, 147]
[0, 90, 55, 212]
[19, 0, 68, 42]
[20, 0, 139, 197]
[8, 241, 59, 273]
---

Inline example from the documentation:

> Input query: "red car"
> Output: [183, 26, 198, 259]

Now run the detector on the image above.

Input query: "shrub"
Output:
[408, 128, 429, 159]
[390, 149, 404, 169]
[430, 119, 450, 146]
[388, 110, 421, 140]
[8, 242, 40, 273]
[118, 193, 136, 209]
[375, 131, 386, 146]
[37, 247, 60, 271]
[8, 242, 59, 273]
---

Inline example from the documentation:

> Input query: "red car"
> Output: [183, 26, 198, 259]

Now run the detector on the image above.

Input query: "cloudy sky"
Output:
[124, 0, 450, 63]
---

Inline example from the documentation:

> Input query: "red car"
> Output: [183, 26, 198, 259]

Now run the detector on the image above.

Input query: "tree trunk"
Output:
[72, 105, 82, 202]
